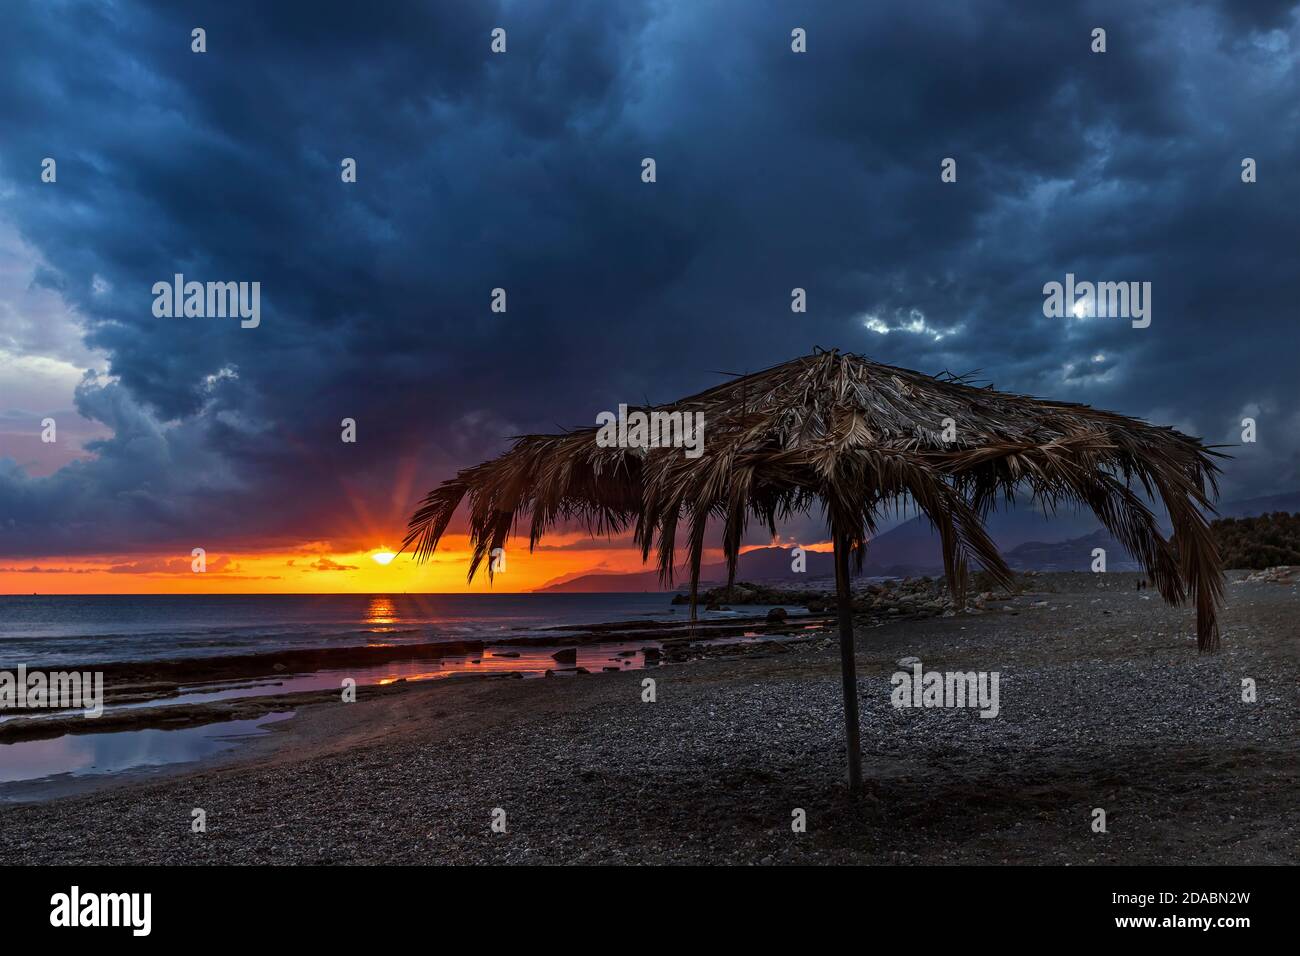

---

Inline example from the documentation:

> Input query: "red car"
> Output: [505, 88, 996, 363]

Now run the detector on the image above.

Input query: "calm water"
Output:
[0, 712, 294, 791]
[0, 593, 687, 667]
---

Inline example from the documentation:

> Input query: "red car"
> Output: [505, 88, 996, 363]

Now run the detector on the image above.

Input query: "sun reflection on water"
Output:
[365, 595, 398, 629]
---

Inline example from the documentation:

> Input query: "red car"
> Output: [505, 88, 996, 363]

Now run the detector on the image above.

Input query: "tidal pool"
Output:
[0, 711, 293, 786]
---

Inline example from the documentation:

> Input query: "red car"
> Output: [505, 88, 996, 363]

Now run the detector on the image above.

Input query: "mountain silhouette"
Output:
[535, 492, 1300, 591]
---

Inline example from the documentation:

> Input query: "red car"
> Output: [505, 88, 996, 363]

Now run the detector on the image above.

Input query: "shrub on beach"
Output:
[1211, 512, 1300, 570]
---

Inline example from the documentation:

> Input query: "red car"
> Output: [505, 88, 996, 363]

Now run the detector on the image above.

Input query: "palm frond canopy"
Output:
[405, 349, 1226, 650]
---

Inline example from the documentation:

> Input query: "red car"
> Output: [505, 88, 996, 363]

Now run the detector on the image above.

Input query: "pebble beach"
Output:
[1, 572, 1295, 865]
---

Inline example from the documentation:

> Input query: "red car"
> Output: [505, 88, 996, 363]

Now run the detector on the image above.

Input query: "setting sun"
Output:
[370, 549, 396, 566]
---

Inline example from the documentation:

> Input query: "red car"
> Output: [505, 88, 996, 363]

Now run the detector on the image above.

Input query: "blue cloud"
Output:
[0, 0, 1297, 555]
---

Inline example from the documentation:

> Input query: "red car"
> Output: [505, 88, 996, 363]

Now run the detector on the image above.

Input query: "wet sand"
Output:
[0, 572, 1295, 864]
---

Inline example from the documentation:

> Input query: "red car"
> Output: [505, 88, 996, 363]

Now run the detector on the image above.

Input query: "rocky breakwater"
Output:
[1234, 565, 1298, 584]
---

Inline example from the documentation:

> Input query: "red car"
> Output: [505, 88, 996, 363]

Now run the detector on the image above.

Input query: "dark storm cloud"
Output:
[0, 0, 1296, 556]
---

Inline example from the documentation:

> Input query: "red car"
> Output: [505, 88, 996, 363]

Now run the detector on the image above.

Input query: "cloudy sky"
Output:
[0, 0, 1297, 592]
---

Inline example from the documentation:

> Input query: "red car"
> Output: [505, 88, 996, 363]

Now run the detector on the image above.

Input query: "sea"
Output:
[0, 593, 686, 668]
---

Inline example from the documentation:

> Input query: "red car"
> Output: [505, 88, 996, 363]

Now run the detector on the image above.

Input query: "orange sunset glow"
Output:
[0, 537, 828, 595]
[0, 533, 669, 595]
[0, 535, 832, 595]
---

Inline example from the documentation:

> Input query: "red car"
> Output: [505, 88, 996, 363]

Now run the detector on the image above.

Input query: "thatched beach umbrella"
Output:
[404, 349, 1225, 792]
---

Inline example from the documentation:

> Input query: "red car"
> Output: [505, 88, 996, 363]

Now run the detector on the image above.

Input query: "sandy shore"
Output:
[1, 572, 1295, 864]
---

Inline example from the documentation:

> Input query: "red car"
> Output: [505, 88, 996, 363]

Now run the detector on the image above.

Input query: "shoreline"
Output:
[0, 608, 837, 743]
[0, 570, 1006, 745]
[1, 571, 1295, 863]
